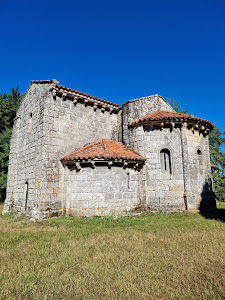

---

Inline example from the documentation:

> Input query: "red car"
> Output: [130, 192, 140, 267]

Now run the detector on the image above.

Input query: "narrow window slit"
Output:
[127, 172, 130, 189]
[24, 180, 29, 210]
[160, 149, 172, 174]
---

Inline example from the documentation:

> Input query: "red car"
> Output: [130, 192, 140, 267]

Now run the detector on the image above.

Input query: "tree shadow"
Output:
[200, 208, 225, 223]
[199, 179, 225, 222]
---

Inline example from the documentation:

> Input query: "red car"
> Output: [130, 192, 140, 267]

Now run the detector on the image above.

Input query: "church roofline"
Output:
[30, 79, 59, 85]
[122, 94, 174, 110]
[61, 139, 146, 162]
[28, 80, 176, 112]
[129, 111, 215, 131]
[52, 83, 119, 108]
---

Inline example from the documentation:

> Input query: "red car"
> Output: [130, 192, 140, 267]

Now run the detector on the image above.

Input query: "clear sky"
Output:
[0, 0, 225, 132]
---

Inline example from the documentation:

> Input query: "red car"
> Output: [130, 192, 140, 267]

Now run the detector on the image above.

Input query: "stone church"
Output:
[3, 80, 216, 219]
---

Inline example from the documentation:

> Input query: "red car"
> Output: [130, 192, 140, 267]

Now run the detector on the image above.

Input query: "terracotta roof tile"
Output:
[52, 83, 119, 108]
[130, 111, 215, 128]
[61, 139, 146, 162]
[211, 163, 218, 169]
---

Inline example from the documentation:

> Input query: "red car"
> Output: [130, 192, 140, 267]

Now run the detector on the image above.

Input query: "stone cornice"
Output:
[52, 84, 120, 114]
[140, 120, 213, 135]
[63, 157, 144, 170]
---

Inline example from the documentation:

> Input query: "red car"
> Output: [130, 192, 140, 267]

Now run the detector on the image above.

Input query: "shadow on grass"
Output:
[199, 179, 225, 222]
[200, 209, 225, 223]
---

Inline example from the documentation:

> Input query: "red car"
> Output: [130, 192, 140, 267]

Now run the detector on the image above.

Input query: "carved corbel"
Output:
[134, 162, 139, 170]
[84, 99, 89, 106]
[160, 122, 164, 130]
[62, 92, 67, 101]
[101, 105, 106, 112]
[76, 162, 81, 170]
[108, 160, 113, 168]
[204, 128, 210, 135]
[93, 103, 97, 111]
[73, 96, 78, 105]
[52, 89, 57, 99]
[170, 122, 175, 131]
[194, 123, 199, 130]
[123, 161, 128, 169]
[200, 125, 205, 131]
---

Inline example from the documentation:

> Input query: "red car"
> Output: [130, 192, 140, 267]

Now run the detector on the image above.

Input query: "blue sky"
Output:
[0, 0, 225, 133]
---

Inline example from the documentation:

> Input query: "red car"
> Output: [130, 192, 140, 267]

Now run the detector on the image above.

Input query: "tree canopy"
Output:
[209, 127, 225, 201]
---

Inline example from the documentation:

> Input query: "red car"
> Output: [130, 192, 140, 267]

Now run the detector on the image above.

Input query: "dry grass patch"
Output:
[0, 203, 225, 299]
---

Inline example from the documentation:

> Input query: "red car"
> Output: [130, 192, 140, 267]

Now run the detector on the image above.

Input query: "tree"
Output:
[209, 127, 225, 201]
[0, 88, 22, 202]
[166, 98, 192, 114]
[166, 98, 225, 201]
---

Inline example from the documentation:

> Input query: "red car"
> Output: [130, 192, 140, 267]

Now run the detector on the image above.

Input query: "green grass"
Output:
[0, 203, 225, 300]
[217, 200, 225, 209]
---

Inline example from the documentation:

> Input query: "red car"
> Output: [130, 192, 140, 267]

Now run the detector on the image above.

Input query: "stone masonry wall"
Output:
[62, 164, 140, 217]
[35, 86, 121, 217]
[122, 95, 174, 147]
[4, 81, 121, 218]
[186, 129, 215, 210]
[3, 82, 53, 218]
[4, 79, 215, 218]
[131, 126, 185, 211]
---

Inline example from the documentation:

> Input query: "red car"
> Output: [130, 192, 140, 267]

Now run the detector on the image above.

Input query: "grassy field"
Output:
[0, 203, 225, 299]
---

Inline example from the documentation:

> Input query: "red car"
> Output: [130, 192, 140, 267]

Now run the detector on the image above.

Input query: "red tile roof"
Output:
[61, 139, 146, 162]
[130, 111, 215, 128]
[52, 83, 119, 108]
[211, 163, 218, 169]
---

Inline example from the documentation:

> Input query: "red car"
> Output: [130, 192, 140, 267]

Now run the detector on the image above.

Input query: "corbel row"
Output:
[64, 158, 143, 170]
[142, 120, 212, 135]
[52, 88, 119, 114]
[182, 122, 211, 135]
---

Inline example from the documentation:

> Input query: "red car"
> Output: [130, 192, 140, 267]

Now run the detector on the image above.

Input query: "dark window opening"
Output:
[25, 181, 29, 210]
[197, 149, 202, 155]
[160, 149, 172, 174]
[197, 149, 203, 174]
[127, 172, 130, 189]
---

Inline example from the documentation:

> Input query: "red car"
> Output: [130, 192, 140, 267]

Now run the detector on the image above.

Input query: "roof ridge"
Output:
[122, 96, 175, 112]
[61, 139, 146, 161]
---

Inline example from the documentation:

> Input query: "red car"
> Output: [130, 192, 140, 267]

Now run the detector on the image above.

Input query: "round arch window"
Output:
[160, 149, 172, 174]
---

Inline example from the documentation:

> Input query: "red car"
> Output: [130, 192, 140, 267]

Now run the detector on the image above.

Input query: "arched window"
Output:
[160, 149, 172, 174]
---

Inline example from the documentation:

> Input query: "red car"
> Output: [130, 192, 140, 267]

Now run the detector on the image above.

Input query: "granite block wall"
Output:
[3, 80, 215, 218]
[186, 129, 215, 210]
[3, 82, 53, 218]
[62, 164, 140, 217]
[3, 81, 121, 218]
[122, 95, 174, 147]
[130, 126, 185, 211]
[39, 89, 121, 216]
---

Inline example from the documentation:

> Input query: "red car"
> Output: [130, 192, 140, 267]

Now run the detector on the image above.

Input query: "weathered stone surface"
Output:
[3, 80, 215, 218]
